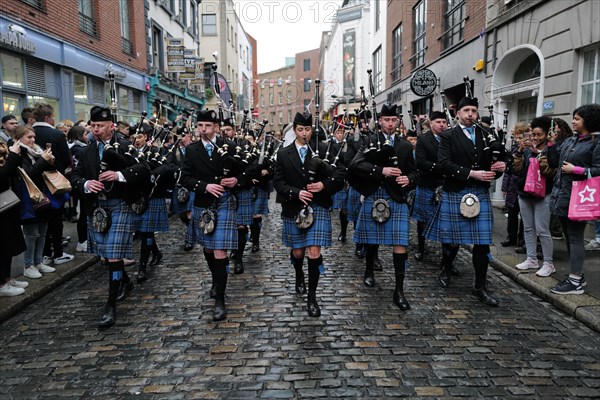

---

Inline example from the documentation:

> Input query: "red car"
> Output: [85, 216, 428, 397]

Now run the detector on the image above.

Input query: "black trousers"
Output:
[43, 208, 64, 258]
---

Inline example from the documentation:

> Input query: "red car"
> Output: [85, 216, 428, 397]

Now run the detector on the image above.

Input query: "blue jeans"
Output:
[595, 221, 600, 240]
[22, 222, 48, 267]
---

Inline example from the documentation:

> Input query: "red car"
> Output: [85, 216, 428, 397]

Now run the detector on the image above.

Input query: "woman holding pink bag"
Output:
[513, 117, 559, 276]
[549, 104, 600, 295]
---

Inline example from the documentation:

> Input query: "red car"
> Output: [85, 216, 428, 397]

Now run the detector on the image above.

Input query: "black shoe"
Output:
[472, 288, 499, 307]
[213, 299, 227, 321]
[501, 239, 516, 247]
[251, 243, 260, 253]
[184, 243, 194, 251]
[307, 293, 321, 317]
[373, 257, 383, 271]
[234, 260, 244, 275]
[355, 245, 366, 259]
[450, 267, 462, 277]
[209, 284, 216, 299]
[363, 270, 375, 287]
[393, 290, 411, 311]
[515, 246, 526, 254]
[98, 306, 116, 328]
[117, 281, 134, 302]
[229, 250, 237, 260]
[137, 265, 148, 283]
[149, 251, 163, 267]
[413, 251, 424, 261]
[438, 270, 450, 288]
[338, 234, 346, 243]
[295, 274, 307, 295]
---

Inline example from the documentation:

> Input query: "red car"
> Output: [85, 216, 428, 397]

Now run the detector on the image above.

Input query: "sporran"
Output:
[460, 193, 480, 218]
[295, 205, 314, 229]
[92, 207, 111, 233]
[372, 198, 391, 223]
[199, 208, 217, 234]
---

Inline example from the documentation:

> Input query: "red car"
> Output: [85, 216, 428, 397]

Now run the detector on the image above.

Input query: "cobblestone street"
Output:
[1, 202, 600, 399]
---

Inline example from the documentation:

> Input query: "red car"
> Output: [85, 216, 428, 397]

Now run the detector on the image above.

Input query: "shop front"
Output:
[147, 72, 205, 124]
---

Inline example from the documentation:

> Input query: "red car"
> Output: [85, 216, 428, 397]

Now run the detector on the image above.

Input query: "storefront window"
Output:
[119, 87, 129, 109]
[75, 102, 89, 124]
[3, 95, 22, 119]
[74, 73, 88, 100]
[1, 53, 25, 89]
[27, 96, 60, 121]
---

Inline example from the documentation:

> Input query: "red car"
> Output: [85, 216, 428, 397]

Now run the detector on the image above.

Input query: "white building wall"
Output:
[371, 0, 387, 106]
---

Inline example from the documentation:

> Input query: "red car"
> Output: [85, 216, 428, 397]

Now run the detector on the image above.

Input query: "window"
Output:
[227, 19, 230, 41]
[152, 26, 164, 72]
[373, 46, 382, 94]
[392, 24, 402, 82]
[202, 14, 217, 35]
[581, 47, 600, 104]
[269, 93, 274, 105]
[73, 73, 88, 101]
[78, 0, 97, 36]
[279, 112, 283, 125]
[190, 1, 198, 36]
[1, 53, 25, 89]
[288, 110, 292, 123]
[179, 0, 186, 24]
[120, 0, 132, 55]
[270, 112, 275, 125]
[303, 59, 310, 71]
[443, 0, 465, 50]
[304, 79, 311, 92]
[20, 0, 43, 9]
[278, 92, 282, 104]
[412, 0, 426, 69]
[374, 0, 380, 31]
[260, 95, 264, 107]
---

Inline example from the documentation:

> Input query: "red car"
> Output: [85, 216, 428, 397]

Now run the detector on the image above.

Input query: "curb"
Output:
[0, 256, 99, 323]
[464, 244, 600, 333]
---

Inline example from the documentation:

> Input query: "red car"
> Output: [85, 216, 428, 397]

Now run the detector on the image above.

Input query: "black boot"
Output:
[149, 250, 163, 267]
[307, 257, 321, 317]
[137, 262, 148, 283]
[355, 243, 366, 259]
[290, 251, 306, 295]
[99, 262, 122, 328]
[473, 245, 498, 307]
[393, 253, 410, 310]
[117, 269, 134, 302]
[251, 217, 261, 252]
[363, 245, 375, 287]
[438, 244, 458, 288]
[213, 258, 228, 321]
[138, 233, 151, 283]
[373, 245, 383, 271]
[234, 227, 247, 274]
[414, 223, 426, 261]
[204, 250, 217, 298]
[338, 211, 348, 242]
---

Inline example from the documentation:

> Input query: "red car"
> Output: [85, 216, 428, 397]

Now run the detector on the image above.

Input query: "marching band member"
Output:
[330, 120, 350, 242]
[250, 131, 275, 253]
[349, 104, 416, 311]
[425, 97, 506, 306]
[274, 112, 345, 317]
[71, 106, 151, 327]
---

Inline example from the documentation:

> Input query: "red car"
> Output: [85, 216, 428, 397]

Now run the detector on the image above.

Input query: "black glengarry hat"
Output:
[293, 112, 312, 127]
[380, 104, 398, 117]
[429, 111, 446, 121]
[90, 106, 113, 122]
[196, 109, 218, 123]
[222, 118, 234, 128]
[457, 97, 479, 111]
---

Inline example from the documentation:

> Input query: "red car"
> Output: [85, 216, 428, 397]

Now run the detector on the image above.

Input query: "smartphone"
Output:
[46, 143, 52, 150]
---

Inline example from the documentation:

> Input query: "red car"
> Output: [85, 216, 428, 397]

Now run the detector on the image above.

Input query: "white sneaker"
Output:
[42, 256, 53, 265]
[585, 239, 600, 251]
[53, 253, 74, 265]
[536, 261, 556, 277]
[0, 284, 25, 297]
[516, 257, 539, 270]
[24, 266, 43, 279]
[37, 263, 56, 273]
[76, 241, 88, 252]
[9, 278, 29, 288]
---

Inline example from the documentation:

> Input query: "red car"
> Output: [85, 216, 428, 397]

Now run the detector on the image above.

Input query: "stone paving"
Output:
[1, 202, 600, 399]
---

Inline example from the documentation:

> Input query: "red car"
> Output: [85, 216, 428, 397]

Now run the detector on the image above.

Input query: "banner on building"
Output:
[343, 30, 356, 96]
[209, 71, 233, 115]
[190, 59, 205, 86]
[166, 38, 185, 73]
[179, 49, 197, 79]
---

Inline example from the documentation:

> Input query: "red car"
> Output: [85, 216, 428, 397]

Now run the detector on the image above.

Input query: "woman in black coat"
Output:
[0, 140, 28, 296]
[549, 104, 600, 295]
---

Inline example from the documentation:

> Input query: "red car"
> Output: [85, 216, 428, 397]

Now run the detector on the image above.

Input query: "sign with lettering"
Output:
[410, 69, 437, 97]
[166, 38, 185, 73]
[0, 29, 36, 53]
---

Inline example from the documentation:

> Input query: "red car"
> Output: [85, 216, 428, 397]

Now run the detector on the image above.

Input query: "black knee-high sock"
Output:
[417, 222, 426, 252]
[365, 245, 376, 271]
[307, 256, 322, 294]
[149, 233, 159, 255]
[290, 250, 304, 276]
[251, 217, 262, 243]
[339, 212, 348, 236]
[472, 245, 490, 289]
[203, 249, 215, 275]
[393, 253, 407, 290]
[140, 233, 152, 265]
[441, 244, 459, 269]
[237, 227, 248, 262]
[107, 260, 124, 308]
[213, 257, 228, 299]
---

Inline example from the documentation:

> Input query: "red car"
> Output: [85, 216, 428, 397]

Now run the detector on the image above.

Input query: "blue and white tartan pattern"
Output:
[236, 188, 254, 225]
[139, 197, 169, 233]
[353, 187, 410, 246]
[412, 186, 437, 224]
[183, 192, 196, 245]
[425, 186, 493, 245]
[192, 192, 238, 250]
[346, 186, 363, 222]
[332, 186, 348, 210]
[171, 187, 193, 214]
[282, 204, 332, 248]
[87, 199, 135, 260]
[252, 187, 270, 215]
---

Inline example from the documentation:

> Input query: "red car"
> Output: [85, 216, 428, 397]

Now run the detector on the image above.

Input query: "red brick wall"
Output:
[294, 48, 321, 115]
[0, 0, 147, 73]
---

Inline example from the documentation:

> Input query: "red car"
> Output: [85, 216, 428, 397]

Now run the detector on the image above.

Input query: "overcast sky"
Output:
[233, 0, 344, 73]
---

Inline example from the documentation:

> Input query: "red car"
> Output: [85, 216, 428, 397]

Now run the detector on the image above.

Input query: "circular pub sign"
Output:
[410, 69, 437, 97]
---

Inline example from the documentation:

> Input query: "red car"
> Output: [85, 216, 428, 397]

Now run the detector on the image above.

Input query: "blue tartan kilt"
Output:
[412, 186, 437, 223]
[332, 186, 348, 210]
[282, 205, 332, 248]
[192, 192, 238, 250]
[425, 186, 493, 245]
[236, 188, 253, 225]
[139, 197, 169, 233]
[252, 187, 270, 216]
[171, 186, 193, 214]
[87, 199, 135, 260]
[353, 187, 410, 246]
[346, 186, 363, 222]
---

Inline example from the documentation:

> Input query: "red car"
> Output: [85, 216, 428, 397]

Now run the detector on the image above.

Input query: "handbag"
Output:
[42, 170, 72, 195]
[523, 156, 546, 198]
[0, 188, 20, 214]
[17, 167, 45, 202]
[568, 171, 600, 221]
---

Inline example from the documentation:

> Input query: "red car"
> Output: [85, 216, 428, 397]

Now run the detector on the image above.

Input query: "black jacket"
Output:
[33, 124, 71, 175]
[515, 145, 559, 198]
[0, 152, 27, 256]
[438, 124, 503, 192]
[415, 131, 444, 188]
[349, 132, 416, 203]
[274, 141, 346, 218]
[17, 149, 54, 223]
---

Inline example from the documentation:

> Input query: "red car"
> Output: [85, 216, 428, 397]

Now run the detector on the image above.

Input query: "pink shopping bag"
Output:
[568, 172, 600, 221]
[523, 157, 546, 197]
